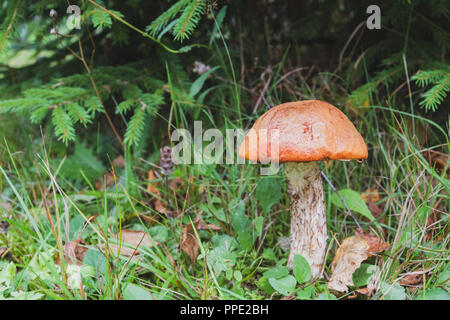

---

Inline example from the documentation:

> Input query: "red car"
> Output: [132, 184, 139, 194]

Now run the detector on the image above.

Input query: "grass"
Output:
[0, 90, 448, 300]
[0, 5, 448, 300]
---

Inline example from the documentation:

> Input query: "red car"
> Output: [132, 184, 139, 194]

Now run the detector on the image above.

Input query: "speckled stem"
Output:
[284, 162, 327, 278]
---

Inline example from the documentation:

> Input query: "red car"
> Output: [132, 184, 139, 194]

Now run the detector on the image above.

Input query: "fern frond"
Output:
[117, 99, 138, 113]
[124, 107, 148, 147]
[140, 92, 165, 116]
[146, 0, 190, 36]
[30, 106, 50, 123]
[174, 0, 206, 42]
[67, 103, 92, 126]
[418, 75, 450, 112]
[412, 69, 448, 87]
[52, 107, 76, 144]
[84, 96, 104, 114]
[0, 98, 47, 113]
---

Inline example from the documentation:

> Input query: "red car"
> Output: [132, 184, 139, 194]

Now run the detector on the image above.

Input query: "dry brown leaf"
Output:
[56, 238, 88, 265]
[361, 188, 385, 223]
[399, 270, 426, 286]
[181, 222, 199, 264]
[361, 188, 380, 203]
[169, 177, 184, 192]
[181, 212, 221, 264]
[147, 170, 160, 196]
[423, 150, 449, 173]
[112, 155, 125, 168]
[196, 219, 222, 231]
[95, 172, 115, 190]
[154, 198, 167, 214]
[368, 201, 384, 221]
[355, 228, 390, 257]
[356, 286, 376, 296]
[139, 213, 159, 224]
[105, 230, 157, 257]
[328, 229, 390, 293]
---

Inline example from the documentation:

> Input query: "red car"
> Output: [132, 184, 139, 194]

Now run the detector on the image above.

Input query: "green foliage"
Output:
[256, 177, 282, 214]
[122, 93, 165, 146]
[268, 275, 297, 296]
[57, 141, 105, 184]
[0, 62, 169, 146]
[52, 106, 77, 144]
[331, 189, 377, 224]
[146, 0, 206, 42]
[292, 255, 311, 284]
[0, 0, 448, 301]
[122, 283, 154, 300]
[380, 282, 407, 300]
[260, 256, 312, 297]
[230, 200, 253, 250]
[352, 263, 378, 287]
[412, 67, 450, 111]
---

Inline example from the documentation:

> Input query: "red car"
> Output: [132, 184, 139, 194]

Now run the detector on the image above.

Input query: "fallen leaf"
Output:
[367, 201, 384, 221]
[169, 177, 184, 192]
[147, 170, 160, 196]
[328, 229, 390, 293]
[423, 150, 449, 173]
[355, 228, 390, 257]
[56, 238, 88, 266]
[399, 270, 426, 286]
[95, 172, 115, 190]
[139, 213, 159, 224]
[105, 230, 157, 257]
[181, 222, 199, 265]
[361, 188, 380, 203]
[112, 155, 125, 168]
[154, 198, 167, 214]
[196, 219, 221, 231]
[356, 286, 376, 296]
[181, 212, 221, 264]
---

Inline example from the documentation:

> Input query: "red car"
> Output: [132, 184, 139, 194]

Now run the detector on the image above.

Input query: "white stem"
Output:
[284, 162, 327, 278]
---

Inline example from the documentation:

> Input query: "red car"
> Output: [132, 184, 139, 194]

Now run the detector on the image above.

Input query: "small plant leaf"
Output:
[256, 177, 282, 213]
[122, 283, 154, 300]
[268, 275, 297, 296]
[380, 282, 406, 300]
[417, 288, 450, 300]
[189, 66, 219, 97]
[230, 200, 253, 250]
[292, 254, 311, 284]
[352, 263, 378, 287]
[331, 189, 377, 223]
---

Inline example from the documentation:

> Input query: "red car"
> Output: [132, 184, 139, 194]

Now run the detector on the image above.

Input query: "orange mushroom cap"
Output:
[238, 100, 368, 163]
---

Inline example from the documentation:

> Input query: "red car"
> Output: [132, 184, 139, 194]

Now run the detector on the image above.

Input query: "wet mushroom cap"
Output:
[238, 100, 368, 163]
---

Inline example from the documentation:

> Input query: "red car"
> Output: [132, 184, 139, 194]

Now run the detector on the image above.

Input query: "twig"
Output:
[320, 171, 362, 229]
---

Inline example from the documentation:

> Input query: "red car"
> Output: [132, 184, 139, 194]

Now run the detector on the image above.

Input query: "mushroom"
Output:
[238, 100, 368, 278]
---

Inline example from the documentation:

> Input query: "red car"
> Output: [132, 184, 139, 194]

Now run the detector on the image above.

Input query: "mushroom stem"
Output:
[284, 161, 327, 278]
